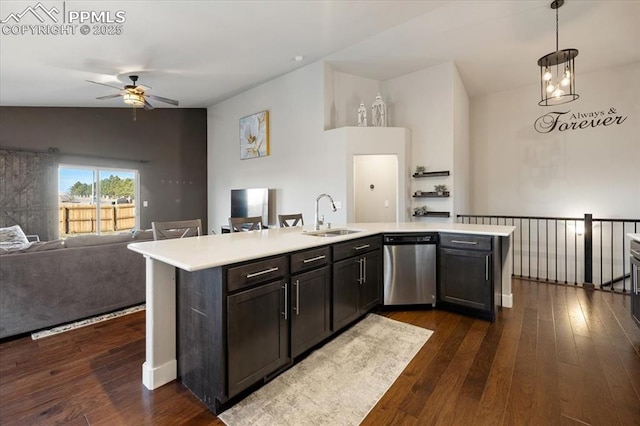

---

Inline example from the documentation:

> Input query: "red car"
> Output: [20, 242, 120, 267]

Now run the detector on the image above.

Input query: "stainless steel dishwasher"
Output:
[383, 233, 438, 306]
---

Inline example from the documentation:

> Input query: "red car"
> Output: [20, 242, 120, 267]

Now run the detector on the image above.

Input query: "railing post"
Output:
[583, 213, 594, 289]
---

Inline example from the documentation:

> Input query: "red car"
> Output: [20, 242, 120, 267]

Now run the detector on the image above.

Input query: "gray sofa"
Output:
[0, 230, 153, 339]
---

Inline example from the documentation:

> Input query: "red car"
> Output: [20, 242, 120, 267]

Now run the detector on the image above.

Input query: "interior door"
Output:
[354, 155, 397, 223]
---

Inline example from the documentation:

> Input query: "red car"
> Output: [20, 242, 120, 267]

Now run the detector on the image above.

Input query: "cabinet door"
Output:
[291, 266, 331, 358]
[632, 260, 640, 327]
[227, 279, 289, 397]
[439, 248, 492, 312]
[332, 257, 360, 332]
[359, 251, 381, 313]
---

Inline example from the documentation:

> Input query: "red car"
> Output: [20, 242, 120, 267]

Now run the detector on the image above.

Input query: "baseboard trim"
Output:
[142, 359, 177, 390]
[501, 293, 513, 308]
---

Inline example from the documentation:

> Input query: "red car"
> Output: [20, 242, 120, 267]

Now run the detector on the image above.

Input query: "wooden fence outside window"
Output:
[59, 203, 135, 234]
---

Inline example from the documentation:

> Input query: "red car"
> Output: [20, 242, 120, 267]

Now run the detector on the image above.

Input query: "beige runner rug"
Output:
[30, 304, 145, 340]
[219, 313, 433, 426]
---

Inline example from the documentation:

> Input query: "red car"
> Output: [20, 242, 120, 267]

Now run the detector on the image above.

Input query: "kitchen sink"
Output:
[304, 229, 361, 237]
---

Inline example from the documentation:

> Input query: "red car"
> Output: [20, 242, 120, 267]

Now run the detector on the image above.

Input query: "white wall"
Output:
[330, 70, 382, 129]
[470, 62, 640, 218]
[324, 126, 411, 223]
[382, 62, 457, 221]
[215, 60, 466, 228]
[452, 66, 470, 218]
[208, 61, 347, 232]
[209, 58, 639, 229]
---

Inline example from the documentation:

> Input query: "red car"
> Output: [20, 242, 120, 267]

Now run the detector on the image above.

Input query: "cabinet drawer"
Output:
[227, 256, 288, 293]
[291, 246, 331, 274]
[440, 233, 493, 251]
[333, 236, 381, 262]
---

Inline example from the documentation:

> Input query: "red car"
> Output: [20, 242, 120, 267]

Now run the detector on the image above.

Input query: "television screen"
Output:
[231, 188, 269, 224]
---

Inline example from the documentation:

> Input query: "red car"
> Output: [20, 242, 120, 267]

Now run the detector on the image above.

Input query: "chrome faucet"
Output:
[314, 193, 337, 230]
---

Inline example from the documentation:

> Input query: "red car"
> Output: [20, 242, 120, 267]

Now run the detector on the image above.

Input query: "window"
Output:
[58, 165, 139, 236]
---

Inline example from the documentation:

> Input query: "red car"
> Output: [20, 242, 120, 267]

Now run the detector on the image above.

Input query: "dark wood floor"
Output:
[1, 279, 639, 425]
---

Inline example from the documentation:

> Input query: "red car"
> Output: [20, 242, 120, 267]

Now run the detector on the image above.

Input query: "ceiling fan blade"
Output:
[143, 99, 155, 111]
[147, 94, 179, 106]
[96, 94, 122, 100]
[86, 80, 123, 91]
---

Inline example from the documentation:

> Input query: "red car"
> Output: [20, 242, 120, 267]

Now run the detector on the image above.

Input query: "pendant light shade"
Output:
[538, 0, 579, 106]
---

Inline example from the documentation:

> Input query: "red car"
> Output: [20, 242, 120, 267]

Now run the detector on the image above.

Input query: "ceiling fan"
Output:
[86, 75, 179, 110]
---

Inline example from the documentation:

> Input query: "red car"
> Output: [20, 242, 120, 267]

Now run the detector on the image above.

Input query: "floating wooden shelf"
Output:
[413, 191, 450, 198]
[412, 171, 450, 178]
[413, 211, 450, 218]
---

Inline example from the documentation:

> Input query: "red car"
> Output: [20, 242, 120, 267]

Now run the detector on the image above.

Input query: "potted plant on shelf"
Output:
[413, 205, 428, 216]
[415, 165, 426, 176]
[434, 184, 447, 196]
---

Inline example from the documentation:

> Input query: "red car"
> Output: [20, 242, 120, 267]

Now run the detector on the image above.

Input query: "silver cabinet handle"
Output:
[634, 265, 639, 295]
[451, 240, 478, 245]
[246, 267, 278, 279]
[354, 244, 370, 251]
[358, 258, 364, 284]
[295, 279, 300, 315]
[282, 283, 288, 320]
[363, 257, 367, 283]
[485, 255, 489, 281]
[303, 255, 326, 264]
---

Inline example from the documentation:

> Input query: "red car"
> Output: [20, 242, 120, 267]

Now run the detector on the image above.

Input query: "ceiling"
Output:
[0, 1, 638, 109]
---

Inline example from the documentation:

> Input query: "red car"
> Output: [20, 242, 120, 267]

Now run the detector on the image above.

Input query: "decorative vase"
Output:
[357, 102, 367, 127]
[371, 93, 386, 127]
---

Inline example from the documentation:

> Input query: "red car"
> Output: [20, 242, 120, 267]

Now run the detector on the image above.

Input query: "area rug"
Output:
[30, 304, 145, 340]
[218, 313, 433, 426]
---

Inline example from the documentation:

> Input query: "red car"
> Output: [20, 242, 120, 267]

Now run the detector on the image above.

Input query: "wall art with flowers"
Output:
[239, 110, 269, 159]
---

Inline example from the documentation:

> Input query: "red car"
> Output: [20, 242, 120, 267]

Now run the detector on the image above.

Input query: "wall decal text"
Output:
[534, 107, 628, 134]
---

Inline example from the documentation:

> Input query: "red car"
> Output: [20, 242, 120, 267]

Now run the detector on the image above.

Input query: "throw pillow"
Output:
[0, 225, 30, 250]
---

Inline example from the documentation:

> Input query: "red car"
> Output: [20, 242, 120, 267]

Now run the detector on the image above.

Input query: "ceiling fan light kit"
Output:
[87, 75, 179, 111]
[123, 93, 145, 107]
[537, 0, 579, 106]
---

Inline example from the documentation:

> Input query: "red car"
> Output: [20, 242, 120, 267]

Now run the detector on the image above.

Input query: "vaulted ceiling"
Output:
[0, 1, 638, 108]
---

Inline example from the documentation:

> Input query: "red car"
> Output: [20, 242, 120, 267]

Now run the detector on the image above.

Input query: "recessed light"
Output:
[293, 55, 304, 62]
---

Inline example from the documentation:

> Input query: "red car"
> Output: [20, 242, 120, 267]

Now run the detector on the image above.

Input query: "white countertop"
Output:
[629, 233, 640, 243]
[128, 222, 515, 272]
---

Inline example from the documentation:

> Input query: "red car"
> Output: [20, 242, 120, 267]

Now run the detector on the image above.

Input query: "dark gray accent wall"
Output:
[0, 107, 207, 233]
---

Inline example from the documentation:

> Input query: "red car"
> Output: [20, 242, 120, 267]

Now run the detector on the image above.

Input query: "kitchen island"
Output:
[128, 222, 515, 402]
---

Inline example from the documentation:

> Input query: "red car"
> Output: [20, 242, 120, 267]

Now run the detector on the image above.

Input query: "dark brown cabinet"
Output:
[291, 266, 331, 357]
[176, 235, 386, 413]
[438, 233, 496, 320]
[290, 246, 332, 358]
[177, 254, 290, 413]
[631, 240, 640, 328]
[360, 250, 382, 312]
[333, 256, 361, 331]
[332, 236, 382, 332]
[226, 256, 290, 397]
[227, 279, 289, 397]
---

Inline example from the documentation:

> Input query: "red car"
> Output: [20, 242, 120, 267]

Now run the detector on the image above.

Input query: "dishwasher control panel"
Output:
[383, 233, 438, 244]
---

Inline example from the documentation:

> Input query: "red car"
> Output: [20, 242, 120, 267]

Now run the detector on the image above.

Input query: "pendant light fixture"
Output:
[537, 0, 579, 106]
